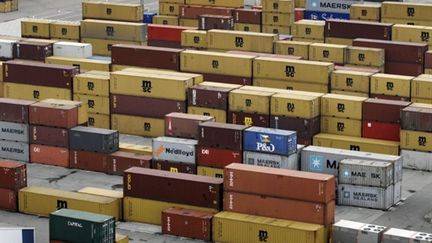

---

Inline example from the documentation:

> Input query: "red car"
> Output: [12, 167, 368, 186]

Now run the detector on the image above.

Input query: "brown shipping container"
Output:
[199, 15, 234, 31]
[69, 150, 109, 173]
[197, 147, 242, 168]
[270, 115, 320, 141]
[371, 94, 410, 102]
[202, 73, 252, 85]
[151, 160, 197, 174]
[224, 163, 336, 203]
[30, 125, 69, 148]
[0, 160, 27, 190]
[29, 103, 78, 129]
[325, 20, 392, 40]
[363, 99, 411, 123]
[180, 5, 233, 19]
[124, 167, 223, 209]
[0, 188, 17, 211]
[232, 9, 261, 25]
[3, 60, 79, 89]
[111, 45, 183, 71]
[147, 39, 182, 49]
[0, 98, 35, 123]
[401, 106, 432, 132]
[224, 191, 335, 226]
[226, 51, 303, 60]
[165, 112, 215, 139]
[384, 61, 424, 76]
[30, 144, 70, 168]
[199, 122, 247, 151]
[187, 85, 233, 110]
[14, 41, 53, 61]
[108, 151, 152, 176]
[227, 111, 269, 128]
[162, 207, 213, 241]
[426, 51, 432, 68]
[111, 94, 186, 119]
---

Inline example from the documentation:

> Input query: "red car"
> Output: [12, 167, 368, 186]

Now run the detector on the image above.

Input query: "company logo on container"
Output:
[256, 134, 275, 152]
[67, 221, 83, 228]
[343, 170, 350, 177]
[309, 155, 323, 171]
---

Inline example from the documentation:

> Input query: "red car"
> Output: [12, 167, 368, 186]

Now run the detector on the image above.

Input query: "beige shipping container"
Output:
[235, 23, 261, 33]
[120, 67, 203, 85]
[229, 89, 274, 114]
[82, 2, 144, 22]
[331, 90, 369, 98]
[179, 18, 199, 28]
[119, 143, 152, 156]
[4, 83, 71, 101]
[188, 106, 227, 123]
[331, 70, 373, 93]
[116, 234, 129, 243]
[0, 82, 3, 97]
[21, 19, 53, 38]
[123, 197, 218, 225]
[293, 20, 325, 40]
[321, 116, 362, 137]
[292, 37, 324, 43]
[77, 187, 123, 220]
[295, 0, 306, 8]
[81, 38, 145, 56]
[180, 50, 254, 77]
[153, 15, 179, 26]
[213, 211, 328, 243]
[50, 21, 80, 40]
[197, 166, 224, 178]
[411, 98, 432, 104]
[19, 186, 120, 220]
[309, 43, 348, 64]
[262, 0, 295, 13]
[350, 4, 381, 21]
[201, 81, 243, 89]
[0, 62, 3, 82]
[324, 37, 353, 46]
[262, 25, 291, 35]
[88, 113, 110, 129]
[240, 85, 325, 98]
[274, 40, 311, 59]
[42, 99, 88, 126]
[371, 73, 413, 97]
[73, 94, 110, 115]
[381, 18, 432, 26]
[271, 93, 320, 119]
[400, 130, 432, 152]
[45, 56, 111, 72]
[254, 79, 329, 93]
[73, 71, 110, 96]
[111, 114, 164, 137]
[381, 2, 432, 21]
[262, 13, 294, 27]
[253, 57, 334, 84]
[411, 74, 432, 99]
[425, 68, 432, 75]
[110, 71, 193, 100]
[80, 19, 147, 42]
[321, 94, 367, 120]
[181, 30, 208, 48]
[185, 0, 243, 8]
[159, 3, 180, 16]
[346, 46, 385, 67]
[392, 24, 432, 46]
[208, 30, 276, 53]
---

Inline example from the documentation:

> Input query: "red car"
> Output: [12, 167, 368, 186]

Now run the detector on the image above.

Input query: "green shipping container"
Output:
[50, 209, 116, 243]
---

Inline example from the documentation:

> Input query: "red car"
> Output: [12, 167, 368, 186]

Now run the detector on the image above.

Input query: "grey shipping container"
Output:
[339, 159, 393, 188]
[0, 140, 29, 162]
[332, 220, 386, 243]
[383, 228, 432, 243]
[69, 126, 119, 154]
[401, 149, 432, 172]
[0, 121, 29, 143]
[152, 136, 198, 164]
[338, 183, 394, 210]
[243, 145, 304, 170]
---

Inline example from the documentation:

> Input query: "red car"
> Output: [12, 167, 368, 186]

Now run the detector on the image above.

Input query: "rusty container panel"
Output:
[180, 5, 233, 19]
[30, 144, 70, 168]
[232, 9, 261, 25]
[30, 125, 69, 148]
[124, 167, 223, 209]
[69, 150, 109, 173]
[199, 122, 247, 151]
[325, 20, 392, 40]
[0, 188, 18, 211]
[197, 147, 242, 168]
[29, 103, 78, 128]
[384, 61, 424, 76]
[224, 163, 336, 203]
[401, 106, 432, 132]
[0, 160, 27, 190]
[270, 115, 320, 144]
[199, 15, 234, 31]
[14, 41, 53, 61]
[151, 160, 197, 175]
[162, 207, 213, 241]
[111, 44, 183, 71]
[108, 151, 151, 176]
[111, 94, 186, 119]
[227, 111, 269, 128]
[362, 98, 411, 123]
[165, 112, 215, 139]
[187, 85, 233, 110]
[0, 98, 35, 123]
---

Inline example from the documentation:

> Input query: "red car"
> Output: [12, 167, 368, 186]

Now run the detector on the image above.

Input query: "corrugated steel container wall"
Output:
[338, 184, 394, 210]
[30, 144, 69, 167]
[271, 93, 320, 119]
[400, 130, 432, 152]
[320, 116, 362, 137]
[383, 228, 432, 243]
[274, 40, 310, 59]
[188, 106, 226, 123]
[21, 19, 53, 38]
[243, 127, 297, 156]
[0, 121, 29, 142]
[118, 67, 204, 85]
[69, 126, 119, 154]
[181, 30, 208, 48]
[197, 147, 242, 168]
[0, 140, 29, 162]
[29, 103, 78, 128]
[82, 2, 143, 22]
[70, 150, 109, 173]
[370, 73, 413, 98]
[80, 19, 147, 42]
[350, 4, 381, 21]
[339, 159, 393, 187]
[53, 42, 92, 59]
[73, 72, 110, 96]
[151, 160, 196, 174]
[411, 75, 432, 99]
[81, 38, 146, 56]
[346, 46, 385, 67]
[362, 121, 401, 142]
[0, 98, 34, 123]
[185, 0, 243, 8]
[309, 43, 348, 64]
[330, 70, 372, 93]
[233, 8, 262, 24]
[401, 106, 432, 132]
[243, 150, 299, 170]
[0, 188, 17, 211]
[228, 111, 270, 128]
[0, 40, 17, 59]
[321, 94, 367, 119]
[199, 122, 246, 151]
[179, 5, 232, 19]
[49, 21, 81, 41]
[46, 56, 111, 72]
[293, 20, 325, 40]
[108, 151, 151, 175]
[0, 160, 26, 190]
[4, 82, 72, 102]
[363, 99, 411, 123]
[207, 30, 276, 53]
[332, 220, 386, 243]
[165, 112, 215, 139]
[111, 114, 164, 137]
[197, 166, 224, 178]
[324, 20, 392, 40]
[73, 94, 110, 115]
[381, 2, 432, 20]
[153, 15, 179, 25]
[30, 125, 68, 148]
[229, 89, 273, 114]
[77, 187, 123, 221]
[88, 113, 110, 129]
[270, 116, 321, 144]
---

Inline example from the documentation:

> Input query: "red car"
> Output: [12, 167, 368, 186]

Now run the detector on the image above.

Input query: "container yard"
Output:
[1, 0, 432, 243]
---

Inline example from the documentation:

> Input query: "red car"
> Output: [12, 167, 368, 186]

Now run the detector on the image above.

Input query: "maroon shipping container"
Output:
[0, 98, 35, 123]
[224, 163, 336, 203]
[232, 9, 262, 25]
[384, 61, 424, 76]
[14, 41, 53, 61]
[29, 103, 78, 128]
[270, 115, 321, 142]
[325, 20, 392, 40]
[151, 160, 197, 174]
[0, 160, 27, 190]
[111, 94, 186, 119]
[111, 44, 183, 71]
[0, 188, 18, 211]
[3, 60, 78, 89]
[353, 38, 428, 64]
[226, 51, 303, 60]
[279, 35, 293, 41]
[426, 51, 432, 68]
[228, 111, 269, 128]
[362, 120, 400, 141]
[198, 122, 247, 150]
[30, 125, 69, 148]
[180, 5, 233, 19]
[362, 98, 411, 123]
[108, 151, 152, 176]
[224, 191, 335, 226]
[69, 150, 109, 173]
[124, 167, 223, 209]
[148, 24, 197, 42]
[188, 85, 235, 110]
[202, 73, 252, 85]
[370, 93, 410, 102]
[402, 106, 432, 132]
[199, 15, 234, 31]
[147, 39, 182, 49]
[165, 112, 215, 139]
[197, 147, 242, 168]
[295, 8, 305, 22]
[162, 207, 213, 241]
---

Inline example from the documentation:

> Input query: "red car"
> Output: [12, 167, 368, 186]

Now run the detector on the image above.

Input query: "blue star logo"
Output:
[343, 170, 350, 177]
[310, 155, 323, 171]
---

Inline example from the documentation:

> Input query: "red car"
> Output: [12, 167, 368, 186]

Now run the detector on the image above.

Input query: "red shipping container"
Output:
[370, 94, 410, 102]
[180, 5, 233, 19]
[197, 147, 242, 168]
[147, 39, 182, 49]
[227, 111, 269, 128]
[29, 102, 78, 128]
[0, 188, 18, 211]
[148, 24, 197, 42]
[198, 122, 247, 151]
[295, 8, 305, 21]
[30, 125, 69, 148]
[30, 144, 70, 168]
[325, 20, 392, 40]
[0, 160, 27, 190]
[362, 120, 400, 142]
[108, 151, 151, 176]
[202, 73, 252, 85]
[232, 9, 262, 25]
[425, 51, 432, 68]
[165, 112, 215, 139]
[384, 61, 424, 76]
[0, 98, 35, 123]
[188, 85, 235, 110]
[151, 160, 196, 174]
[69, 150, 109, 173]
[362, 98, 411, 123]
[162, 207, 213, 241]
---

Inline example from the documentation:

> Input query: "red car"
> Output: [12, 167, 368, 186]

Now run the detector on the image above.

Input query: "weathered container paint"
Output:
[401, 149, 432, 171]
[0, 121, 29, 142]
[197, 147, 242, 168]
[332, 220, 386, 243]
[339, 159, 393, 187]
[338, 184, 394, 210]
[243, 145, 303, 170]
[243, 127, 297, 156]
[152, 137, 197, 164]
[0, 160, 27, 190]
[0, 140, 29, 162]
[30, 125, 69, 148]
[69, 126, 119, 154]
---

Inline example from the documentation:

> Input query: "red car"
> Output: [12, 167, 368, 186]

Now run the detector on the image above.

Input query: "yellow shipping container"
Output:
[181, 30, 208, 48]
[74, 71, 110, 96]
[346, 46, 385, 67]
[262, 0, 295, 13]
[162, 0, 184, 3]
[111, 114, 164, 137]
[295, 0, 306, 8]
[153, 15, 179, 26]
[82, 2, 144, 22]
[123, 197, 218, 225]
[235, 23, 261, 33]
[324, 37, 353, 46]
[110, 71, 192, 100]
[271, 93, 320, 119]
[331, 90, 369, 98]
[262, 13, 294, 27]
[0, 62, 3, 82]
[425, 68, 432, 75]
[45, 56, 111, 72]
[0, 2, 5, 13]
[0, 82, 3, 97]
[262, 25, 291, 35]
[253, 57, 334, 84]
[213, 211, 328, 243]
[381, 2, 432, 21]
[321, 116, 362, 137]
[80, 19, 147, 42]
[411, 74, 432, 99]
[292, 37, 324, 43]
[188, 106, 227, 123]
[77, 187, 123, 221]
[313, 133, 400, 155]
[254, 79, 329, 93]
[180, 50, 254, 77]
[411, 103, 432, 108]
[88, 113, 110, 129]
[116, 234, 129, 243]
[119, 143, 152, 156]
[179, 18, 199, 28]
[309, 43, 348, 64]
[4, 83, 71, 101]
[21, 19, 53, 38]
[400, 130, 432, 152]
[50, 21, 80, 40]
[294, 20, 325, 40]
[197, 166, 224, 178]
[331, 70, 373, 93]
[411, 98, 432, 104]
[73, 94, 110, 115]
[240, 85, 325, 98]
[81, 38, 145, 56]
[208, 30, 277, 53]
[120, 67, 203, 85]
[159, 2, 180, 16]
[19, 186, 120, 220]
[321, 94, 367, 120]
[274, 40, 311, 59]
[371, 73, 413, 97]
[350, 3, 381, 21]
[229, 89, 274, 114]
[381, 18, 432, 26]
[393, 24, 432, 46]
[42, 99, 88, 125]
[185, 0, 243, 8]
[199, 81, 243, 89]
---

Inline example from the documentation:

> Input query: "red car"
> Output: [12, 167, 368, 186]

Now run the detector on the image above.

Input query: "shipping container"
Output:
[363, 98, 411, 123]
[80, 38, 145, 56]
[107, 151, 151, 175]
[199, 122, 246, 151]
[339, 159, 393, 187]
[14, 41, 53, 61]
[197, 147, 242, 168]
[21, 19, 53, 39]
[271, 93, 320, 119]
[188, 106, 226, 123]
[39, 99, 87, 126]
[53, 42, 92, 59]
[0, 121, 28, 143]
[350, 4, 381, 21]
[401, 105, 432, 132]
[293, 20, 325, 40]
[254, 79, 329, 93]
[180, 5, 232, 19]
[199, 15, 234, 31]
[165, 112, 215, 139]
[384, 61, 424, 77]
[0, 98, 34, 123]
[243, 127, 297, 155]
[228, 111, 270, 128]
[179, 18, 199, 28]
[185, 0, 243, 8]
[362, 121, 400, 142]
[0, 188, 17, 211]
[153, 15, 179, 26]
[159, 2, 179, 16]
[148, 24, 196, 42]
[263, 0, 294, 13]
[69, 150, 109, 172]
[331, 70, 372, 93]
[411, 74, 432, 99]
[321, 116, 362, 137]
[0, 160, 26, 190]
[325, 37, 353, 46]
[69, 126, 119, 154]
[111, 114, 164, 137]
[274, 40, 311, 59]
[152, 136, 197, 164]
[197, 166, 224, 178]
[325, 19, 392, 40]
[262, 13, 294, 27]
[233, 9, 261, 25]
[80, 19, 147, 42]
[151, 160, 196, 174]
[117, 67, 203, 85]
[338, 183, 394, 210]
[73, 72, 110, 96]
[383, 228, 432, 243]
[30, 144, 69, 167]
[321, 94, 367, 119]
[116, 234, 129, 243]
[30, 125, 68, 148]
[243, 147, 302, 170]
[401, 149, 432, 171]
[392, 24, 432, 47]
[400, 130, 432, 152]
[82, 1, 143, 22]
[203, 73, 252, 85]
[49, 21, 80, 41]
[77, 187, 123, 221]
[370, 73, 413, 98]
[0, 39, 17, 59]
[270, 116, 320, 144]
[332, 220, 386, 243]
[46, 56, 111, 72]
[381, 2, 432, 20]
[119, 143, 152, 156]
[0, 140, 29, 162]
[73, 94, 109, 115]
[229, 89, 273, 115]
[207, 30, 276, 53]
[181, 30, 207, 49]
[29, 102, 77, 128]
[309, 43, 348, 64]
[187, 82, 239, 109]
[4, 83, 66, 101]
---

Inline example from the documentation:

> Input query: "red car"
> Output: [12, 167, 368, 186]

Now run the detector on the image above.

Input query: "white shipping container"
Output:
[0, 228, 35, 243]
[338, 183, 394, 210]
[53, 41, 93, 58]
[401, 149, 432, 172]
[332, 220, 386, 243]
[339, 159, 393, 188]
[0, 39, 17, 59]
[383, 228, 432, 243]
[152, 136, 198, 164]
[243, 145, 304, 170]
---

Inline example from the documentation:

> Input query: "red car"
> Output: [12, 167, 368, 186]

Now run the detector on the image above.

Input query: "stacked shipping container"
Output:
[0, 160, 27, 211]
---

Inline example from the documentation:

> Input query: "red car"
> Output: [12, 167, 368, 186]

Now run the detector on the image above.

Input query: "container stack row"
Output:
[0, 0, 17, 13]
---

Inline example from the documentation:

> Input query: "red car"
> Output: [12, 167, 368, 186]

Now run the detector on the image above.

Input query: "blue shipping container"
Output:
[243, 127, 297, 156]
[304, 11, 350, 20]
[143, 12, 157, 23]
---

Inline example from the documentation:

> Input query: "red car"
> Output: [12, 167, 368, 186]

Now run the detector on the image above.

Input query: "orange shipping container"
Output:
[30, 144, 70, 168]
